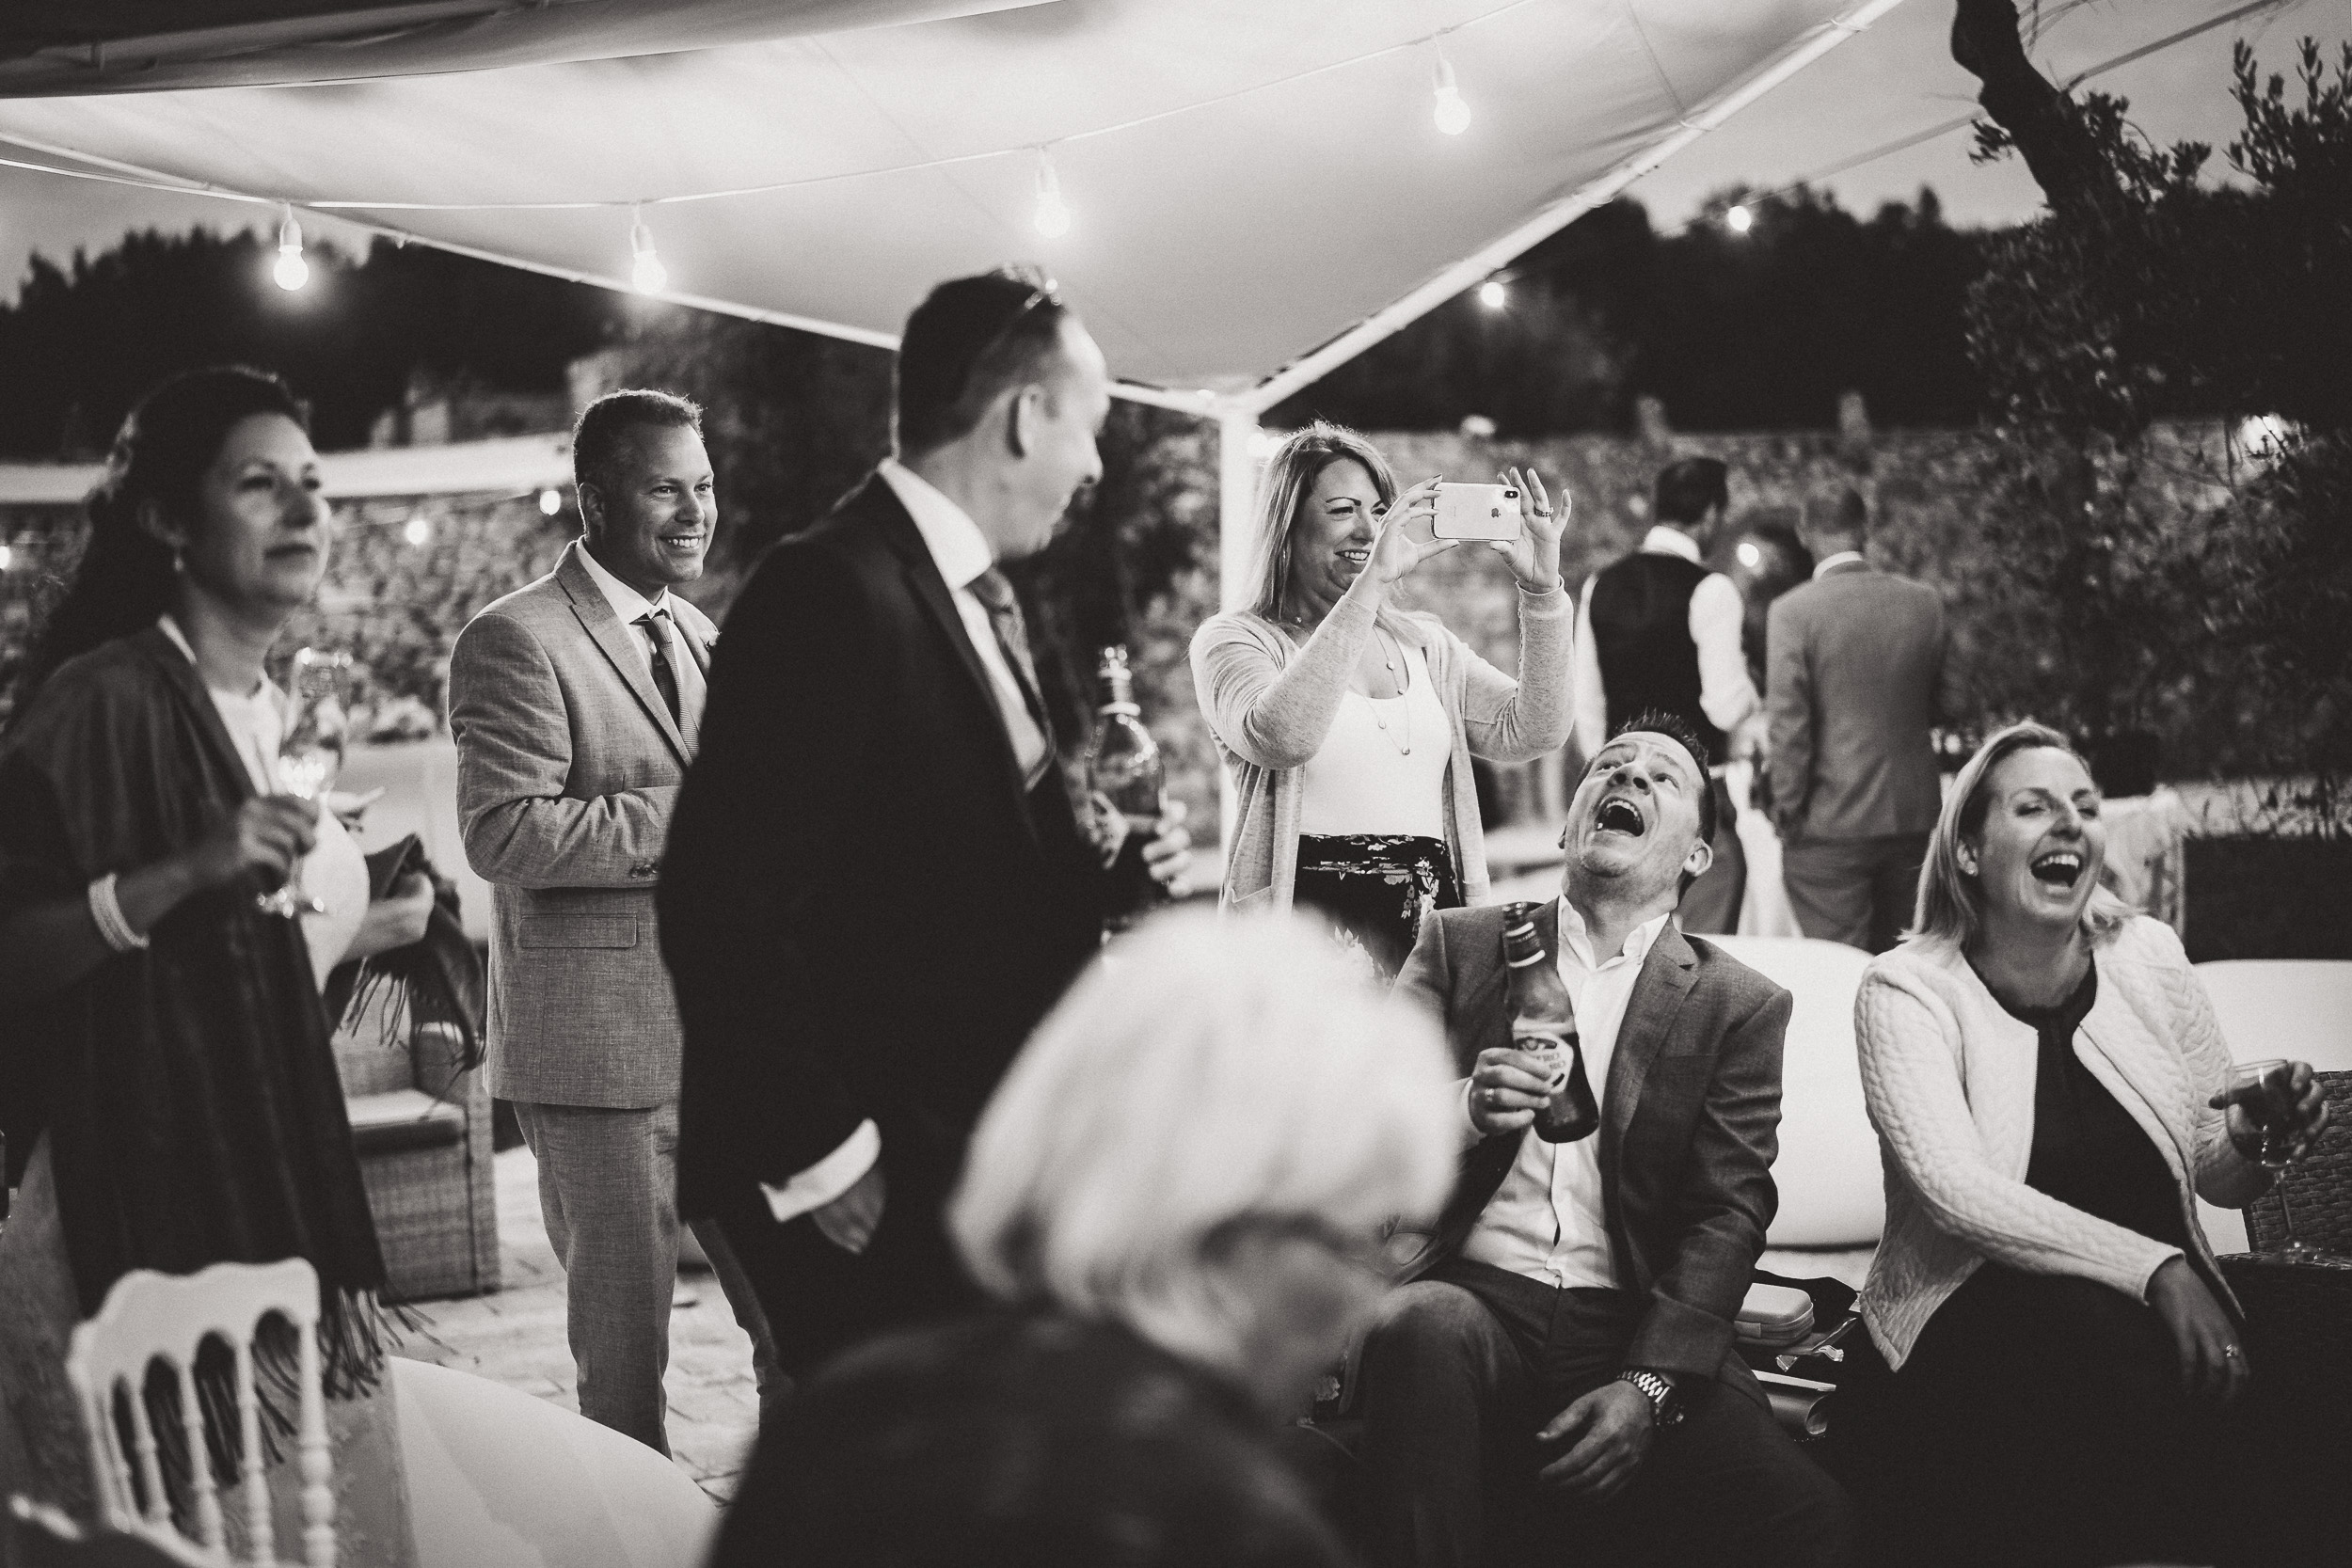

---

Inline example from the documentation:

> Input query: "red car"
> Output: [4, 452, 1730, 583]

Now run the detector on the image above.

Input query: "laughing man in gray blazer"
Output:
[1764, 491, 1962, 954]
[449, 389, 770, 1453]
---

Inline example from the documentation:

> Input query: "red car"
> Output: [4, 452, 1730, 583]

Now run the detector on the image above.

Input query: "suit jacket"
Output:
[1393, 901, 1790, 1387]
[448, 539, 716, 1109]
[659, 476, 1119, 1220]
[1765, 562, 1955, 843]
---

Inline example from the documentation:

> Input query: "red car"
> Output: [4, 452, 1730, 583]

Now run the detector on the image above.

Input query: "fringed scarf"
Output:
[0, 628, 393, 1412]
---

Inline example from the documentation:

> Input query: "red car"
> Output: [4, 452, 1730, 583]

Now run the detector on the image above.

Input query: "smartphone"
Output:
[1433, 482, 1521, 542]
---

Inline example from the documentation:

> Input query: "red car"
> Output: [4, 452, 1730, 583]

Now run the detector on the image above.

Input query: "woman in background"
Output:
[708, 909, 1459, 1566]
[0, 368, 431, 1565]
[1190, 423, 1574, 977]
[1837, 722, 2330, 1567]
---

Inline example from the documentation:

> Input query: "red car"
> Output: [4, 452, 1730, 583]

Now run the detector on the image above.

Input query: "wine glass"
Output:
[254, 647, 352, 919]
[2225, 1058, 2323, 1263]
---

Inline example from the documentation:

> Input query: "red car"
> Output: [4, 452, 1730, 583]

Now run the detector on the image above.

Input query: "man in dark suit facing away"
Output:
[658, 266, 1188, 1376]
[1363, 713, 1851, 1568]
[1765, 490, 1959, 953]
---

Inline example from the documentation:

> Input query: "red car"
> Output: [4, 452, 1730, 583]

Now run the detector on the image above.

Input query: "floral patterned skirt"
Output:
[1293, 834, 1463, 984]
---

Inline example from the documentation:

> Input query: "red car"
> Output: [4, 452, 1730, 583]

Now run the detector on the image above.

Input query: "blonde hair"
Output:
[1911, 721, 2137, 951]
[949, 908, 1456, 1375]
[1245, 422, 1398, 622]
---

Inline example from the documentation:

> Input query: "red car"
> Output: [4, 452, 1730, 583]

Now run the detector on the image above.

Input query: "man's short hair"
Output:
[573, 388, 704, 501]
[1808, 487, 1869, 546]
[1601, 710, 1716, 893]
[1654, 458, 1729, 529]
[896, 265, 1070, 455]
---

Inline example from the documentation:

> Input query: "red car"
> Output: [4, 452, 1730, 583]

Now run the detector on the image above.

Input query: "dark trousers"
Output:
[1832, 1263, 2247, 1568]
[1678, 776, 1747, 935]
[707, 1149, 978, 1385]
[1779, 833, 1927, 954]
[1359, 1259, 1851, 1568]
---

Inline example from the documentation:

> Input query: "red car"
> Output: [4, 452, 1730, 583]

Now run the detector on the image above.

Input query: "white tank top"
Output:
[1298, 640, 1451, 838]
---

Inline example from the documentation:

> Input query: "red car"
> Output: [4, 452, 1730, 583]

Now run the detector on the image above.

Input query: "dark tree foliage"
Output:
[0, 228, 620, 456]
[1959, 18, 2352, 807]
[1270, 187, 1989, 435]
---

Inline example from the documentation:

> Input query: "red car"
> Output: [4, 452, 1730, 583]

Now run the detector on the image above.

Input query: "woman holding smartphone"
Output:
[1189, 422, 1573, 976]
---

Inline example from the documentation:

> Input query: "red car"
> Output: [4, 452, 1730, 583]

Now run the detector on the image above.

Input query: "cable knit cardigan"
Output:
[1189, 584, 1573, 913]
[1854, 915, 2269, 1369]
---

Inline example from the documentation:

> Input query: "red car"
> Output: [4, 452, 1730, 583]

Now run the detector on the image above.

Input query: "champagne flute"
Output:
[255, 647, 352, 919]
[2225, 1058, 2321, 1263]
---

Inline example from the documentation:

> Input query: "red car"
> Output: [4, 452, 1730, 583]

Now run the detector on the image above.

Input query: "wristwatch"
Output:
[1615, 1369, 1684, 1429]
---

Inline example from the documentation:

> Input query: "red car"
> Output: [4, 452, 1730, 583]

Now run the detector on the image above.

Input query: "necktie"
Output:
[966, 568, 1055, 788]
[635, 609, 682, 727]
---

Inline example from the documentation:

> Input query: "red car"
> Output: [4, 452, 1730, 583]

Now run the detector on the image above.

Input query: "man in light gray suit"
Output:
[1764, 491, 1960, 954]
[449, 389, 771, 1452]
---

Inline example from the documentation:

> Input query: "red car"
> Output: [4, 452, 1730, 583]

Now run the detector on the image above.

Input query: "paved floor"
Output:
[389, 1147, 761, 1505]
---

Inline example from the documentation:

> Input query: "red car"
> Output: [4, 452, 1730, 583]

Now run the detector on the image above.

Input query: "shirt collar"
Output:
[880, 457, 993, 593]
[577, 539, 673, 626]
[1640, 525, 1703, 564]
[1812, 550, 1867, 579]
[1556, 895, 1670, 972]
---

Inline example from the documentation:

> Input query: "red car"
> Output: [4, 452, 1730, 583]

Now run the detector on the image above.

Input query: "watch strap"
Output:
[1615, 1369, 1682, 1428]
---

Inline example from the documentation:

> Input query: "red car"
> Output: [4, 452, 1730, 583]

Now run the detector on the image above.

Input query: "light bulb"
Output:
[1725, 203, 1754, 234]
[0, 543, 13, 572]
[1736, 540, 1763, 569]
[538, 487, 564, 516]
[273, 208, 309, 292]
[404, 515, 432, 547]
[629, 212, 668, 294]
[1478, 279, 1507, 310]
[1033, 150, 1072, 238]
[1433, 55, 1471, 136]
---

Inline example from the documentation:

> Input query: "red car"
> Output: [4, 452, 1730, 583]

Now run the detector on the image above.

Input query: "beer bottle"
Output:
[1088, 644, 1168, 928]
[1501, 901, 1599, 1143]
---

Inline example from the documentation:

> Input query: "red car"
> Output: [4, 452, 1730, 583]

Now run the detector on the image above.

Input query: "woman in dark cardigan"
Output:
[0, 368, 430, 1565]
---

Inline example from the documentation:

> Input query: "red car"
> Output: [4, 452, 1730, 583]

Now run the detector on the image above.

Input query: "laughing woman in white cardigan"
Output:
[1836, 722, 2331, 1568]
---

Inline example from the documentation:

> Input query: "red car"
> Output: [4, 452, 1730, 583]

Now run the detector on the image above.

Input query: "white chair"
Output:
[65, 1259, 335, 1568]
[2192, 959, 2352, 1254]
[1704, 935, 1883, 1248]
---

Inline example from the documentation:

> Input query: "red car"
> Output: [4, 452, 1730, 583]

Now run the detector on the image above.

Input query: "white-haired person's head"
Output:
[949, 908, 1457, 1411]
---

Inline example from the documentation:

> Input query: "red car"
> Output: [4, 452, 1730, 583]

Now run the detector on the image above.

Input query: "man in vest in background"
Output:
[1570, 458, 1755, 933]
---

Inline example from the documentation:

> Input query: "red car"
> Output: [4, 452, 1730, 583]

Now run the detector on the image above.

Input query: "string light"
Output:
[537, 487, 564, 516]
[1724, 203, 1754, 234]
[271, 206, 309, 291]
[1032, 149, 1072, 238]
[404, 515, 432, 547]
[1477, 278, 1506, 309]
[0, 543, 13, 572]
[629, 207, 668, 293]
[1432, 52, 1471, 136]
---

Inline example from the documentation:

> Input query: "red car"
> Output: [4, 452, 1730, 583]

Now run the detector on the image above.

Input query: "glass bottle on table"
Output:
[1501, 901, 1598, 1143]
[255, 646, 353, 918]
[1087, 644, 1168, 930]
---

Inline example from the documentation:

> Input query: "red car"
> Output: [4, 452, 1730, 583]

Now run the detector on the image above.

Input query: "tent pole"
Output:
[1214, 406, 1260, 871]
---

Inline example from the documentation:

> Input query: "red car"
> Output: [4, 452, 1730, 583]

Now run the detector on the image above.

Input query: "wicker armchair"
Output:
[333, 1006, 499, 1303]
[2244, 1070, 2352, 1256]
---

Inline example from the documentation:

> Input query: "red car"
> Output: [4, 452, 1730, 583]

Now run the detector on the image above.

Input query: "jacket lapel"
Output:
[555, 542, 690, 768]
[1599, 923, 1699, 1219]
[861, 481, 1040, 836]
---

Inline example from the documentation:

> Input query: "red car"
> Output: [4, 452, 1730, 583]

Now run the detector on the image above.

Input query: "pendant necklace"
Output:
[1369, 627, 1411, 755]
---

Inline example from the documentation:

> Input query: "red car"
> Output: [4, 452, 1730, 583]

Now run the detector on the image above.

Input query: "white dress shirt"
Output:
[760, 458, 1051, 1228]
[1570, 525, 1759, 762]
[577, 542, 708, 736]
[1458, 901, 1672, 1291]
[1811, 550, 1866, 579]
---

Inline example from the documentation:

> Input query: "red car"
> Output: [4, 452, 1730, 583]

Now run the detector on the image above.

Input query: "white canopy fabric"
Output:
[0, 434, 573, 505]
[0, 0, 1904, 413]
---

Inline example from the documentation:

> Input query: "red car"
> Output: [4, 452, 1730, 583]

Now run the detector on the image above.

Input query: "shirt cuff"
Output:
[761, 1120, 882, 1226]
